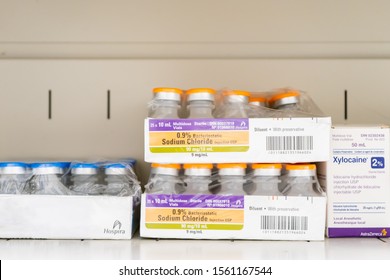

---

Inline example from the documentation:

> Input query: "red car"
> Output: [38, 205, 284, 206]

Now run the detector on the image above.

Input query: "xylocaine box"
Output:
[140, 193, 327, 241]
[320, 124, 390, 238]
[0, 195, 140, 239]
[144, 117, 331, 164]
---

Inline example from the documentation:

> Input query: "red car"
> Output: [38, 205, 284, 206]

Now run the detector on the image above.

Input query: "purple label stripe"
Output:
[328, 227, 390, 238]
[145, 194, 244, 209]
[149, 119, 249, 131]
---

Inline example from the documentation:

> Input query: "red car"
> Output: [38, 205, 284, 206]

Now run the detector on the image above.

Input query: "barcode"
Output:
[260, 215, 308, 231]
[266, 136, 313, 151]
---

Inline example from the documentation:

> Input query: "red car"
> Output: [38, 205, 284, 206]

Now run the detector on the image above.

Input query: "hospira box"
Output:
[323, 125, 390, 238]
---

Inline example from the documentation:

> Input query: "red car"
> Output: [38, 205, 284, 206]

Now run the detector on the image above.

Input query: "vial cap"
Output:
[252, 163, 282, 169]
[223, 90, 251, 97]
[252, 163, 282, 176]
[186, 88, 216, 102]
[151, 163, 180, 176]
[249, 96, 267, 106]
[151, 163, 181, 169]
[153, 87, 183, 102]
[217, 163, 247, 176]
[0, 162, 28, 175]
[183, 163, 213, 169]
[183, 163, 213, 176]
[286, 164, 316, 177]
[30, 162, 65, 175]
[71, 163, 99, 175]
[268, 90, 300, 108]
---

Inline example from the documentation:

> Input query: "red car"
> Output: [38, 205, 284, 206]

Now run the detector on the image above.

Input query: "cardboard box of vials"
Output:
[144, 117, 331, 164]
[0, 195, 140, 240]
[140, 193, 327, 241]
[324, 125, 390, 238]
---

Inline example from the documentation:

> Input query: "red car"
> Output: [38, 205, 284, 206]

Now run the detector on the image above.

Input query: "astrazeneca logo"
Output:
[104, 220, 125, 235]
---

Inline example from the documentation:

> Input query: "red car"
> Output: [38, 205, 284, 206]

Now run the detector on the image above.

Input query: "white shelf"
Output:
[0, 234, 388, 260]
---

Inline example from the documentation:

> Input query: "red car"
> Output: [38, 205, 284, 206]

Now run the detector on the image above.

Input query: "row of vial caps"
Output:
[0, 160, 138, 195]
[149, 87, 302, 119]
[146, 162, 324, 197]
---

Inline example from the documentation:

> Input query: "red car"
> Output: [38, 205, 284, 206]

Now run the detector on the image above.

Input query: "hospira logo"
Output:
[104, 220, 125, 235]
[333, 156, 368, 165]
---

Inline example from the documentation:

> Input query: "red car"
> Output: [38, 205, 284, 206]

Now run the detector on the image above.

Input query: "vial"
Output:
[186, 88, 215, 118]
[248, 95, 268, 117]
[149, 87, 183, 119]
[147, 163, 181, 194]
[0, 162, 28, 194]
[104, 163, 134, 196]
[57, 161, 71, 186]
[284, 164, 321, 196]
[70, 163, 101, 195]
[183, 163, 213, 194]
[217, 163, 247, 195]
[250, 163, 282, 196]
[249, 96, 267, 107]
[268, 90, 301, 110]
[28, 162, 72, 195]
[219, 90, 251, 118]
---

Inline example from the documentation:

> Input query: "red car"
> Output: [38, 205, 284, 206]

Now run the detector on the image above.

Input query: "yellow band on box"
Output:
[145, 208, 244, 224]
[149, 131, 249, 146]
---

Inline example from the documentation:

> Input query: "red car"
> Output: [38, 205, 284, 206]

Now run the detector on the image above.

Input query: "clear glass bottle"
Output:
[248, 95, 268, 117]
[57, 161, 71, 186]
[186, 88, 215, 118]
[219, 90, 250, 118]
[28, 162, 71, 195]
[268, 90, 301, 110]
[149, 87, 183, 118]
[249, 96, 267, 107]
[183, 163, 213, 194]
[147, 163, 181, 194]
[250, 163, 282, 196]
[0, 162, 28, 194]
[217, 163, 247, 195]
[284, 164, 321, 196]
[103, 163, 134, 196]
[70, 163, 101, 195]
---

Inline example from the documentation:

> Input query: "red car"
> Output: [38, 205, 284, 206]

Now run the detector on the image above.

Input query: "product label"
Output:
[148, 119, 249, 153]
[328, 127, 390, 237]
[145, 117, 331, 163]
[141, 194, 327, 240]
[144, 194, 245, 231]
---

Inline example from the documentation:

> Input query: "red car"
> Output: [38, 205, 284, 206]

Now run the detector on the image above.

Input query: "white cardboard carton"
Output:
[323, 125, 390, 238]
[0, 195, 139, 239]
[145, 117, 331, 164]
[140, 193, 326, 241]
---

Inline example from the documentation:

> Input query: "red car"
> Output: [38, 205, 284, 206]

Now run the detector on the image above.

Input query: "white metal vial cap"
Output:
[0, 162, 28, 175]
[252, 163, 282, 176]
[151, 163, 181, 177]
[249, 96, 267, 107]
[268, 91, 300, 109]
[104, 163, 130, 175]
[186, 88, 216, 103]
[31, 163, 64, 175]
[153, 87, 183, 103]
[183, 164, 213, 177]
[223, 90, 250, 104]
[217, 163, 247, 176]
[286, 164, 316, 177]
[71, 163, 99, 175]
